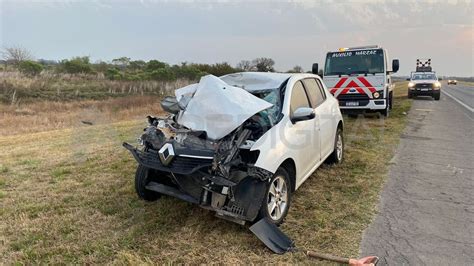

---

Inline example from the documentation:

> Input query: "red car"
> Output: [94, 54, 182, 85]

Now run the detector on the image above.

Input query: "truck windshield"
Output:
[412, 73, 436, 80]
[324, 49, 384, 76]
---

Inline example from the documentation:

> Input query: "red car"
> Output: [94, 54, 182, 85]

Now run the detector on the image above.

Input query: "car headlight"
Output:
[434, 82, 441, 88]
[408, 82, 415, 88]
[373, 92, 380, 99]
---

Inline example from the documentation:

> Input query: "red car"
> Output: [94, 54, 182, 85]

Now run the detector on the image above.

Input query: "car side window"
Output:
[315, 79, 327, 100]
[302, 78, 325, 108]
[290, 81, 310, 116]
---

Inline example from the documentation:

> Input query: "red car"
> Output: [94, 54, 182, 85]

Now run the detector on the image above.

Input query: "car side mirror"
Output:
[406, 78, 410, 81]
[291, 107, 315, 124]
[312, 63, 318, 75]
[392, 59, 400, 73]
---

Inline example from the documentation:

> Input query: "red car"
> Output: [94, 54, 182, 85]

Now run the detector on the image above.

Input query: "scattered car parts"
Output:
[250, 218, 379, 265]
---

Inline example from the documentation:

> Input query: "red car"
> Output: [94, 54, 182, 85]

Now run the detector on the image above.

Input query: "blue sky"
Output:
[1, 0, 473, 76]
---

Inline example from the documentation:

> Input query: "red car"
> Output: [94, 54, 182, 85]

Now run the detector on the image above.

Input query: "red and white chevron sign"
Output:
[329, 77, 377, 98]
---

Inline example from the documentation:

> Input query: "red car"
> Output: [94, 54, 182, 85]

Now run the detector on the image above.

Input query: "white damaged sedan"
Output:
[123, 72, 344, 225]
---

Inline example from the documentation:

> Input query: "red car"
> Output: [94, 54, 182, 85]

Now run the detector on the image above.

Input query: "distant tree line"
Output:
[1, 46, 307, 80]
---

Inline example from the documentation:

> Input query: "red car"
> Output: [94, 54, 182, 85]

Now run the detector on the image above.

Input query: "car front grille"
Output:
[137, 149, 213, 175]
[415, 83, 433, 89]
[337, 94, 370, 101]
[337, 93, 370, 106]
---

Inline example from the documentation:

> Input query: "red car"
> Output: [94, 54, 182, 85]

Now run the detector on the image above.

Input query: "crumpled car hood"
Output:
[176, 75, 273, 140]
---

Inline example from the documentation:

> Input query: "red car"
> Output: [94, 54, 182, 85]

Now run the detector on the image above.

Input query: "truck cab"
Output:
[313, 45, 399, 117]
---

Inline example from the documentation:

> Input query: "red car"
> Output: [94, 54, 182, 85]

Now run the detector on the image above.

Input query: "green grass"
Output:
[0, 83, 412, 263]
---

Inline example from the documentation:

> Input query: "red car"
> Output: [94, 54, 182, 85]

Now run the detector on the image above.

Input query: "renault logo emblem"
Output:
[158, 143, 175, 166]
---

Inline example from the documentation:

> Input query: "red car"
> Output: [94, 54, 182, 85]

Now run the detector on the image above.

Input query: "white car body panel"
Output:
[251, 74, 343, 190]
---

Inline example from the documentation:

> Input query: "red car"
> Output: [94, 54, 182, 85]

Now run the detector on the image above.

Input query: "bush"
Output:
[149, 67, 176, 81]
[146, 60, 167, 71]
[60, 57, 93, 74]
[105, 67, 123, 80]
[172, 65, 206, 80]
[129, 60, 146, 70]
[192, 62, 237, 76]
[18, 60, 43, 76]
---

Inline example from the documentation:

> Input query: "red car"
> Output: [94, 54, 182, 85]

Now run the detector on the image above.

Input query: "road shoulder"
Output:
[360, 94, 474, 265]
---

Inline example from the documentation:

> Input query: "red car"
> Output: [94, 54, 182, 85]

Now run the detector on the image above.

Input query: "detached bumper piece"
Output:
[146, 181, 199, 204]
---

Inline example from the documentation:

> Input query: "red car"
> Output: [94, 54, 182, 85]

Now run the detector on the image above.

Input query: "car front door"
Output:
[287, 80, 319, 181]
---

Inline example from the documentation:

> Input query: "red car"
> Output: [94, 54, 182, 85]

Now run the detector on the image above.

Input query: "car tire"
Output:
[408, 90, 413, 99]
[434, 94, 440, 101]
[257, 168, 292, 225]
[135, 165, 161, 201]
[326, 128, 344, 164]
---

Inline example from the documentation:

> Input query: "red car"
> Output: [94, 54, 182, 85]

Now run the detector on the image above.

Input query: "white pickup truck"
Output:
[407, 71, 441, 100]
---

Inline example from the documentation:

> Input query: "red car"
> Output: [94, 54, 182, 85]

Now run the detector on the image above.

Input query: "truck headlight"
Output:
[373, 92, 380, 99]
[408, 82, 415, 88]
[434, 81, 441, 88]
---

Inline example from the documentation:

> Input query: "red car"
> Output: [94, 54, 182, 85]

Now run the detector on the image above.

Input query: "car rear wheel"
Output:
[135, 165, 161, 201]
[258, 168, 292, 225]
[326, 128, 344, 164]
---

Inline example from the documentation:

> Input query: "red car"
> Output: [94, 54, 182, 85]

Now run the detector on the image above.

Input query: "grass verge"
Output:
[0, 83, 411, 263]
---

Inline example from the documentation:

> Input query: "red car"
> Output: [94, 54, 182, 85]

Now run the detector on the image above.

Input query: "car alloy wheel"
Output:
[267, 175, 289, 221]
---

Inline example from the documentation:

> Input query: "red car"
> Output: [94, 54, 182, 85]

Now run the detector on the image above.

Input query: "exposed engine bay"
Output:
[123, 74, 286, 224]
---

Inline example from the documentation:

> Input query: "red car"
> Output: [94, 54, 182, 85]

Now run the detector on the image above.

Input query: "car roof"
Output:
[220, 72, 293, 92]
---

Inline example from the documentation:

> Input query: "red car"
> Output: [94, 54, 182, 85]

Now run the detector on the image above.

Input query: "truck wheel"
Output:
[257, 168, 292, 225]
[135, 165, 161, 201]
[389, 92, 393, 110]
[408, 90, 413, 99]
[381, 98, 390, 117]
[326, 128, 344, 164]
[434, 94, 440, 101]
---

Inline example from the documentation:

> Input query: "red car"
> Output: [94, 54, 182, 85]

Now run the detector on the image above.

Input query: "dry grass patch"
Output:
[0, 96, 166, 136]
[0, 83, 412, 263]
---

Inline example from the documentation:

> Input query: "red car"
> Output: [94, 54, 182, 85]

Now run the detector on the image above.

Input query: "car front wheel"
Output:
[258, 168, 292, 225]
[135, 165, 161, 201]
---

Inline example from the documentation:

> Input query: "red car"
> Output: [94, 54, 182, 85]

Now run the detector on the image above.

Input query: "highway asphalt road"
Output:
[360, 83, 474, 265]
